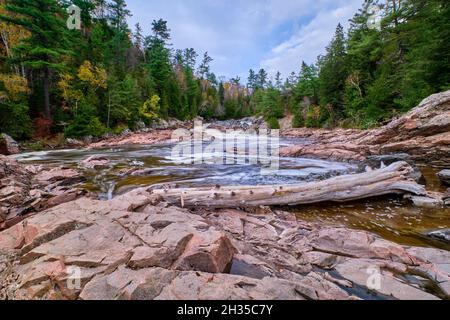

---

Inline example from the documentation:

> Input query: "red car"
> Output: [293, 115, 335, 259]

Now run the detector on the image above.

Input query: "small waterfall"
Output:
[93, 173, 117, 200]
[104, 181, 116, 200]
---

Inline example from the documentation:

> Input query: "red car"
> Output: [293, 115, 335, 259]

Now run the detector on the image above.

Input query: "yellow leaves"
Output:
[77, 61, 107, 89]
[140, 95, 160, 121]
[58, 61, 107, 105]
[0, 1, 31, 58]
[0, 73, 29, 101]
[58, 73, 83, 102]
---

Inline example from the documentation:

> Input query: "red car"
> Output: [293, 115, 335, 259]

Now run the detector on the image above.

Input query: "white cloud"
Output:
[260, 0, 362, 77]
[126, 0, 363, 79]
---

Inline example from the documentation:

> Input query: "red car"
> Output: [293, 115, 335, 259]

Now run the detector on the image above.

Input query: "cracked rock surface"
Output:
[1, 188, 449, 300]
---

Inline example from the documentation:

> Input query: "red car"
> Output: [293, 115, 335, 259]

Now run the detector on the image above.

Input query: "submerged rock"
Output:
[438, 170, 450, 185]
[444, 189, 450, 206]
[427, 229, 450, 243]
[80, 155, 110, 169]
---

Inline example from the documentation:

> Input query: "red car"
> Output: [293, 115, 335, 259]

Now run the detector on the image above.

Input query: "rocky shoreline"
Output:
[1, 188, 449, 300]
[281, 90, 450, 168]
[1, 91, 449, 300]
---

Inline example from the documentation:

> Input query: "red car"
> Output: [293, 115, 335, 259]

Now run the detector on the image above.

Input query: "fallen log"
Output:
[148, 162, 429, 208]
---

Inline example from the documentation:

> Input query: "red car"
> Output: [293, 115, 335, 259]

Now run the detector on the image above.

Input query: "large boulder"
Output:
[0, 134, 20, 155]
[0, 198, 236, 299]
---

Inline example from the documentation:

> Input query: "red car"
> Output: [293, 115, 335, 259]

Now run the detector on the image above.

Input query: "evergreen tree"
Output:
[144, 19, 172, 117]
[183, 48, 197, 70]
[107, 0, 131, 75]
[318, 23, 347, 118]
[198, 52, 213, 80]
[247, 69, 257, 90]
[274, 71, 283, 90]
[0, 0, 74, 119]
[295, 62, 319, 103]
[256, 68, 268, 89]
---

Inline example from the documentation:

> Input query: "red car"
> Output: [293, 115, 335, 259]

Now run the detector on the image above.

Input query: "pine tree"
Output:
[134, 23, 144, 53]
[296, 62, 319, 103]
[198, 52, 213, 80]
[183, 48, 197, 70]
[318, 23, 347, 118]
[144, 19, 172, 117]
[257, 69, 268, 89]
[247, 69, 257, 90]
[0, 0, 74, 119]
[274, 71, 283, 90]
[107, 0, 131, 75]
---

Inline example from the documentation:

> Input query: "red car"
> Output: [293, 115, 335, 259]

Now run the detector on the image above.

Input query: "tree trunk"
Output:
[148, 162, 427, 208]
[43, 67, 51, 119]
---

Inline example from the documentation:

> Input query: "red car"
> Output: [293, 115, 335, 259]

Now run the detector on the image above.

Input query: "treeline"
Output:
[0, 0, 449, 141]
[0, 0, 227, 139]
[252, 0, 450, 130]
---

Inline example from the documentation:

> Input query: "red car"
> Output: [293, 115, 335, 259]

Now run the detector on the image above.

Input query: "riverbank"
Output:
[1, 187, 449, 300]
[282, 90, 450, 168]
[1, 91, 449, 300]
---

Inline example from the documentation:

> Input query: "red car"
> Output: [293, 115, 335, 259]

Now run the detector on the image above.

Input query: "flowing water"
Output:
[13, 139, 450, 251]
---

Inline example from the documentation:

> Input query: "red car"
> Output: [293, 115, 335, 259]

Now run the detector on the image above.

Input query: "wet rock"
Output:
[405, 247, 450, 298]
[367, 153, 411, 165]
[34, 167, 83, 185]
[229, 254, 274, 279]
[0, 133, 20, 155]
[65, 138, 84, 147]
[407, 195, 444, 208]
[334, 259, 439, 300]
[80, 155, 110, 169]
[444, 189, 450, 206]
[130, 168, 154, 176]
[427, 229, 450, 243]
[438, 170, 450, 185]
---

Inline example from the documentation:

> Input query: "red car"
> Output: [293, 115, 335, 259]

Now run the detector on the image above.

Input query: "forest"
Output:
[0, 0, 449, 141]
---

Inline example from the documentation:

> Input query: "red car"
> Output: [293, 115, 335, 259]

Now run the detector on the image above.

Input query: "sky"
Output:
[126, 0, 363, 82]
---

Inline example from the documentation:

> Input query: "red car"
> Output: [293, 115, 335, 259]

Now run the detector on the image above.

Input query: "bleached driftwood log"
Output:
[148, 162, 428, 208]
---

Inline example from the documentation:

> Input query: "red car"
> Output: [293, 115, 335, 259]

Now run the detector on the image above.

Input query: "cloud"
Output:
[125, 0, 363, 80]
[260, 0, 362, 77]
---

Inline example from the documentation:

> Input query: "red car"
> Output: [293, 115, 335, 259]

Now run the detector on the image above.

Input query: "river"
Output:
[13, 139, 450, 252]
